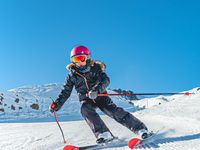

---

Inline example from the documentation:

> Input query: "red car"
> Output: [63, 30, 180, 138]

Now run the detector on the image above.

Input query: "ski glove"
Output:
[49, 102, 60, 113]
[88, 90, 98, 99]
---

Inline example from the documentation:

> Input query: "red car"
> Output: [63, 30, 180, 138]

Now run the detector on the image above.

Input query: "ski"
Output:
[63, 144, 98, 150]
[128, 130, 160, 149]
[64, 130, 161, 150]
[79, 138, 127, 150]
[63, 137, 127, 150]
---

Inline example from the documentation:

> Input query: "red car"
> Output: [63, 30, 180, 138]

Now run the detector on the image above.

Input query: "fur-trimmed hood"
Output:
[66, 60, 106, 72]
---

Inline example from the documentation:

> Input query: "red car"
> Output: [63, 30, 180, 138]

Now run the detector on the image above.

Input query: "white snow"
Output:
[0, 86, 200, 150]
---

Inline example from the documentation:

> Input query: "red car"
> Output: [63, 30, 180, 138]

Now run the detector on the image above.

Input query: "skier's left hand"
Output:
[88, 90, 98, 99]
[49, 102, 60, 113]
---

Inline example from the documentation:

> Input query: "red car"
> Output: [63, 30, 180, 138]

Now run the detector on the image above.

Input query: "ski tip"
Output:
[128, 138, 141, 149]
[63, 145, 79, 150]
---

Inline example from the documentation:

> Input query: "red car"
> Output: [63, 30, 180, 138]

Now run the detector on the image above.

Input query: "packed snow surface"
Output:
[0, 86, 200, 150]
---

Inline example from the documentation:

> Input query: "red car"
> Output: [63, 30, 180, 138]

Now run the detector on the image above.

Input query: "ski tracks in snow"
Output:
[133, 139, 198, 150]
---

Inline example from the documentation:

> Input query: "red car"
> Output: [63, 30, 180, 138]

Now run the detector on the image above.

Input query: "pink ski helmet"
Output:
[70, 46, 91, 58]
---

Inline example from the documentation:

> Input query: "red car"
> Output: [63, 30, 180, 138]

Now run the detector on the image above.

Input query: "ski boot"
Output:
[138, 129, 153, 140]
[96, 131, 115, 144]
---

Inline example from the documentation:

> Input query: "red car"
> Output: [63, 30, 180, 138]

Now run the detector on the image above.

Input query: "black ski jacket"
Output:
[54, 61, 110, 110]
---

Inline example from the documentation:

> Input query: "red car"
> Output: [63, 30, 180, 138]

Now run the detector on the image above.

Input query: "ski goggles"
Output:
[71, 55, 87, 63]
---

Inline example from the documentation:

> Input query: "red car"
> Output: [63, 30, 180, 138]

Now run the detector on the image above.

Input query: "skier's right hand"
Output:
[49, 102, 59, 113]
[88, 90, 98, 99]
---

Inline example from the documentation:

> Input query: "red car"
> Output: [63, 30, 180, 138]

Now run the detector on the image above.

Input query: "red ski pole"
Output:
[53, 110, 67, 144]
[53, 110, 81, 150]
[97, 92, 193, 97]
[50, 98, 80, 150]
[50, 98, 67, 144]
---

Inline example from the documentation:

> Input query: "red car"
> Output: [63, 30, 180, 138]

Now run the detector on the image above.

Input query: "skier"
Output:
[50, 45, 150, 144]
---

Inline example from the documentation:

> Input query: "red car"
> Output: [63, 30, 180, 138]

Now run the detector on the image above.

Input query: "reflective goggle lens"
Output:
[72, 55, 87, 63]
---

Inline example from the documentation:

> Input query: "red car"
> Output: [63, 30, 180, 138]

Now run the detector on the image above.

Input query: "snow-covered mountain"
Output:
[0, 83, 135, 122]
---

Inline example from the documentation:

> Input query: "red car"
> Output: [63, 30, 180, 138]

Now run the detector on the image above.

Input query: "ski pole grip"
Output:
[51, 103, 55, 109]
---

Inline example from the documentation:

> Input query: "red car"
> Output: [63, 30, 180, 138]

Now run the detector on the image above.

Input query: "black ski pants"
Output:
[80, 96, 147, 138]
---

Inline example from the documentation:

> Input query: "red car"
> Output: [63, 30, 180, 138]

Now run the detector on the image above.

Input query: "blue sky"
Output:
[0, 0, 199, 92]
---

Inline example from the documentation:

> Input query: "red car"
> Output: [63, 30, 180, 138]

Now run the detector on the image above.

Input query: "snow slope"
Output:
[0, 87, 200, 150]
